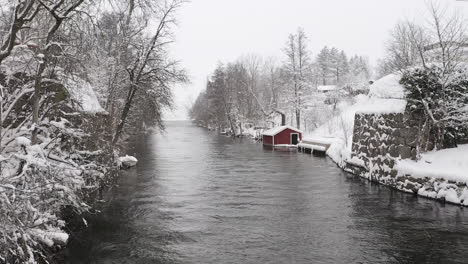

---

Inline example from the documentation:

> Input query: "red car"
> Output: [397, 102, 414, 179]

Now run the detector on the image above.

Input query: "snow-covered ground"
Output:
[397, 145, 468, 184]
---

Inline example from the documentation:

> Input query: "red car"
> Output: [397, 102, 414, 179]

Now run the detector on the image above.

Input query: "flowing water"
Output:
[65, 121, 468, 264]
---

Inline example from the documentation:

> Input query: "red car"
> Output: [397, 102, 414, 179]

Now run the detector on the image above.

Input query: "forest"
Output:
[189, 29, 371, 135]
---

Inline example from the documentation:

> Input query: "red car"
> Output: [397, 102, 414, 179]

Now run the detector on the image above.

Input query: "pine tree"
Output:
[338, 51, 350, 84]
[317, 47, 330, 85]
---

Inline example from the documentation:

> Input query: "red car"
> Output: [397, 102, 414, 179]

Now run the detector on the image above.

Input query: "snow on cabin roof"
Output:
[317, 85, 338, 92]
[262, 125, 302, 136]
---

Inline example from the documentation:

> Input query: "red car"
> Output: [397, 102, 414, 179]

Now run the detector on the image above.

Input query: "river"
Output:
[65, 121, 468, 264]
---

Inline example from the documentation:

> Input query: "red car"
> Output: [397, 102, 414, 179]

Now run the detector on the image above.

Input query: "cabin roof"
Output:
[317, 85, 338, 92]
[262, 125, 302, 136]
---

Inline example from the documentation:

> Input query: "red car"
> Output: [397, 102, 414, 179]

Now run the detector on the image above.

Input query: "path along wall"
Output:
[346, 112, 468, 205]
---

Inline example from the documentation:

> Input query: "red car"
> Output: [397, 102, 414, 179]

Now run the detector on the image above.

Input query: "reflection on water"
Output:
[65, 121, 468, 264]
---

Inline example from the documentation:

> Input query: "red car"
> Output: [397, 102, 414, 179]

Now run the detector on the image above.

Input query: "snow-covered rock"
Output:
[119, 155, 138, 168]
[29, 228, 69, 247]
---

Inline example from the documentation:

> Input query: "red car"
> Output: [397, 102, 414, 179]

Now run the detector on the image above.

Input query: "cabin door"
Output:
[291, 133, 299, 145]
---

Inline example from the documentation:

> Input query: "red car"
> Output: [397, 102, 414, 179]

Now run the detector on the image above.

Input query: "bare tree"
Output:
[380, 21, 428, 74]
[282, 28, 311, 129]
[379, 1, 466, 77]
[426, 0, 467, 82]
[113, 0, 188, 143]
[31, 0, 86, 144]
[0, 1, 41, 65]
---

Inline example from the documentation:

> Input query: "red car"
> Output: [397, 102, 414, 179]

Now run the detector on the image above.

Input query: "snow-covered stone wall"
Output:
[351, 113, 419, 170]
[347, 112, 468, 206]
[349, 112, 426, 183]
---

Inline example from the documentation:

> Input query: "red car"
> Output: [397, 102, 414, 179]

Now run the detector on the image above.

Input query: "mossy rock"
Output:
[42, 80, 70, 102]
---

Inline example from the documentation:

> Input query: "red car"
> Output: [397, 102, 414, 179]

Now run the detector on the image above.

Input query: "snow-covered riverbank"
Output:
[397, 145, 468, 185]
[320, 136, 468, 206]
[302, 73, 468, 206]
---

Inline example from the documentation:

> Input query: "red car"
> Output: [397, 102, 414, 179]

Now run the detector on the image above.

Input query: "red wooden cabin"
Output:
[262, 126, 302, 146]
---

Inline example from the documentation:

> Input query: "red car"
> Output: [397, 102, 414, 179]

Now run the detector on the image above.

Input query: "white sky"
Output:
[164, 0, 468, 120]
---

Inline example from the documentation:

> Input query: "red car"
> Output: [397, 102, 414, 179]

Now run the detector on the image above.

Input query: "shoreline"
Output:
[309, 140, 468, 207]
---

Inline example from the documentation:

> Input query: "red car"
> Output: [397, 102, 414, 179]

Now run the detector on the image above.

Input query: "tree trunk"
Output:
[113, 85, 137, 144]
[0, 92, 2, 173]
[0, 1, 37, 65]
[227, 114, 236, 137]
[31, 63, 46, 144]
[239, 121, 243, 137]
[296, 109, 300, 129]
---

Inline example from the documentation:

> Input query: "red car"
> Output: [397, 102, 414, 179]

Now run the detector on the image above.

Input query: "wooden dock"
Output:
[297, 138, 333, 155]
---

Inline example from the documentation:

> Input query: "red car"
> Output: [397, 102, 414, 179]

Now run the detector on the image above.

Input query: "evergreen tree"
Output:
[317, 46, 331, 85]
[338, 51, 350, 84]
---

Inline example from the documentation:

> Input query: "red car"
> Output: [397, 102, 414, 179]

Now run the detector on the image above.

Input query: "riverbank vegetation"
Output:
[0, 0, 187, 262]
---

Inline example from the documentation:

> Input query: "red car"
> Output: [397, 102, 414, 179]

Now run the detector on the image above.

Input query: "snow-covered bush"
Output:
[0, 115, 111, 263]
[0, 0, 184, 262]
[400, 65, 468, 149]
[0, 44, 114, 264]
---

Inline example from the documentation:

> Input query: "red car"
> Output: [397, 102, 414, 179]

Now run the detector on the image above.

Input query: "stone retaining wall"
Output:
[346, 112, 468, 206]
[349, 113, 419, 177]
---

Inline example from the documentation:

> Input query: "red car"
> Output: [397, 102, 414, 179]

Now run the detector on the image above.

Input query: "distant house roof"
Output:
[424, 41, 468, 52]
[262, 125, 302, 136]
[424, 42, 468, 62]
[317, 85, 339, 92]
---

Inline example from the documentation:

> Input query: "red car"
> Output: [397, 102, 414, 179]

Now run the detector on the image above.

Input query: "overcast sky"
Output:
[163, 0, 468, 120]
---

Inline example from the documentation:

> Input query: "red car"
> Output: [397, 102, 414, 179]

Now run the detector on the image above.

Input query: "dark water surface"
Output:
[66, 121, 468, 264]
